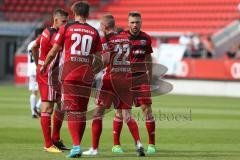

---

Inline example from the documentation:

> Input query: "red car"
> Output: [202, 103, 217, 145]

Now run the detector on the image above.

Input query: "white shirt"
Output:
[27, 40, 37, 76]
[179, 35, 191, 46]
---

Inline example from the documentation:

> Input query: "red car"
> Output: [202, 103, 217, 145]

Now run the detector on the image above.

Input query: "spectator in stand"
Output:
[236, 44, 240, 58]
[179, 33, 193, 58]
[201, 36, 215, 58]
[191, 34, 203, 58]
[180, 34, 216, 59]
[226, 44, 237, 58]
[192, 34, 201, 51]
[226, 43, 240, 59]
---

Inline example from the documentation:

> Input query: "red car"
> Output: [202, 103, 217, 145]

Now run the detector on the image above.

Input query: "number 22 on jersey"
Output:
[113, 43, 130, 65]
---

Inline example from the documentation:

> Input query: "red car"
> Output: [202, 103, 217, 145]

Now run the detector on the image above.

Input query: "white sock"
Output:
[30, 94, 36, 115]
[136, 140, 143, 148]
[36, 99, 41, 109]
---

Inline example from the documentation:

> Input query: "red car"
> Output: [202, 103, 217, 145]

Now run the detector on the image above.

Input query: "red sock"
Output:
[113, 116, 123, 145]
[79, 120, 86, 144]
[126, 118, 140, 144]
[67, 111, 86, 146]
[52, 109, 64, 143]
[92, 118, 102, 149]
[41, 112, 52, 148]
[67, 112, 80, 146]
[146, 119, 155, 145]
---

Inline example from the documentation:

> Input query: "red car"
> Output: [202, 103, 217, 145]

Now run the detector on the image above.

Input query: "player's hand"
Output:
[40, 65, 47, 75]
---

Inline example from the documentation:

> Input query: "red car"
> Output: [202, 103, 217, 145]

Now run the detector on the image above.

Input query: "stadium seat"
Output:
[70, 0, 101, 7]
[1, 0, 239, 36]
[1, 0, 67, 22]
[97, 0, 240, 35]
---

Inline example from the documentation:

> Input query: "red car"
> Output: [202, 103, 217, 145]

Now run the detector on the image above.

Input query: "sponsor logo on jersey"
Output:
[140, 40, 146, 45]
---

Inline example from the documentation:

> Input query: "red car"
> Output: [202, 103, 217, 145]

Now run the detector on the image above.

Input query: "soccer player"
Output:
[27, 27, 44, 118]
[31, 8, 69, 153]
[82, 14, 145, 157]
[41, 1, 102, 158]
[112, 11, 156, 154]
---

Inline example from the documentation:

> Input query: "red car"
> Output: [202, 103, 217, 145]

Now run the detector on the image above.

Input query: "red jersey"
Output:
[121, 30, 153, 73]
[54, 21, 102, 82]
[36, 27, 58, 84]
[101, 32, 131, 82]
[96, 32, 133, 109]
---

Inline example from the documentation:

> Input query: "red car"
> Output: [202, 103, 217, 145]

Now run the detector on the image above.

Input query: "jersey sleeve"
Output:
[146, 34, 153, 54]
[50, 34, 56, 46]
[54, 25, 65, 46]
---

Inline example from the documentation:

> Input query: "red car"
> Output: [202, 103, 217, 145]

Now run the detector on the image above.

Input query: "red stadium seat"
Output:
[22, 6, 30, 12]
[70, 0, 101, 6]
[46, 6, 53, 13]
[50, 0, 59, 6]
[2, 0, 239, 36]
[19, 0, 28, 6]
[97, 0, 240, 35]
[0, 5, 6, 11]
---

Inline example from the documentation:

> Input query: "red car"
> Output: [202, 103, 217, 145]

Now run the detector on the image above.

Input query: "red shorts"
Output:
[132, 72, 152, 107]
[37, 57, 61, 102]
[95, 79, 133, 109]
[37, 73, 61, 102]
[38, 83, 61, 102]
[62, 80, 92, 112]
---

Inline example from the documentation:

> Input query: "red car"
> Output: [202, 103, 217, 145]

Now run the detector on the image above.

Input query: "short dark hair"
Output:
[35, 27, 45, 38]
[71, 1, 90, 18]
[54, 8, 69, 17]
[102, 14, 115, 29]
[128, 11, 141, 18]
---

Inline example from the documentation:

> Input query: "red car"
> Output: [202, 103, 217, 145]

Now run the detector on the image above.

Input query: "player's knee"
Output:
[41, 102, 54, 113]
[142, 105, 152, 116]
[146, 111, 155, 121]
[30, 93, 36, 98]
[115, 109, 122, 119]
[93, 107, 105, 119]
[146, 112, 154, 121]
[56, 102, 63, 110]
[122, 111, 131, 123]
[32, 90, 38, 95]
[123, 116, 131, 123]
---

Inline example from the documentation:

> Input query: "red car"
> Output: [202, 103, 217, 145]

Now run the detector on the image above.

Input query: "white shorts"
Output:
[29, 75, 38, 91]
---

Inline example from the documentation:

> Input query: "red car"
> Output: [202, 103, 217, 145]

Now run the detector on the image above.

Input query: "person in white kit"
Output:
[27, 28, 44, 118]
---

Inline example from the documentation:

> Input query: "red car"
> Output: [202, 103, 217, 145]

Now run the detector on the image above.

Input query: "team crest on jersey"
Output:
[140, 40, 146, 45]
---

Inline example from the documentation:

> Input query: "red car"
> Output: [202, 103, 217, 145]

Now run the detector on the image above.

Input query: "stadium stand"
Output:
[0, 0, 101, 21]
[1, 0, 240, 80]
[0, 0, 65, 21]
[96, 0, 240, 35]
[0, 0, 239, 35]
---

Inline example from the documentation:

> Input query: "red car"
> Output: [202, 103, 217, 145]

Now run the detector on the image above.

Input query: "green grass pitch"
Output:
[0, 85, 240, 160]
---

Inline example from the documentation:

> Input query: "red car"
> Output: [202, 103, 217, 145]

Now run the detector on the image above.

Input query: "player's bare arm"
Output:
[93, 51, 104, 74]
[40, 44, 61, 74]
[146, 54, 152, 81]
[31, 42, 40, 66]
[102, 51, 111, 66]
